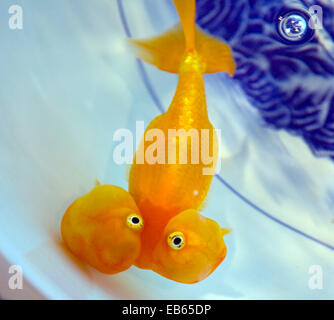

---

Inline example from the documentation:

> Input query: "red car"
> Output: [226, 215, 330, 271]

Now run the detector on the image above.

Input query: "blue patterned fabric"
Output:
[196, 0, 334, 159]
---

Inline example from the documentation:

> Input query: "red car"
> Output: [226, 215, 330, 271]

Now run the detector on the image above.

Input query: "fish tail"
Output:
[129, 0, 235, 76]
[173, 0, 196, 52]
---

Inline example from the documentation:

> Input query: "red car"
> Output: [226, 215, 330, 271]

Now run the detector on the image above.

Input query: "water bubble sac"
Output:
[279, 13, 308, 41]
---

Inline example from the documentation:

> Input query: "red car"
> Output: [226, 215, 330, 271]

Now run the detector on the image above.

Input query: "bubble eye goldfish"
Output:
[61, 184, 143, 274]
[128, 0, 235, 274]
[60, 0, 234, 283]
[151, 209, 231, 284]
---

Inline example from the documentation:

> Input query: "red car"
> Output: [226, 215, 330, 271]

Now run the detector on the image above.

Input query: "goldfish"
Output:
[60, 0, 235, 283]
[128, 0, 235, 283]
[61, 183, 143, 274]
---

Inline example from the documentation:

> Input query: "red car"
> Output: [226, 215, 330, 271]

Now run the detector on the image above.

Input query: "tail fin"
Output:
[173, 0, 196, 51]
[130, 24, 235, 76]
[129, 24, 185, 74]
[129, 0, 235, 76]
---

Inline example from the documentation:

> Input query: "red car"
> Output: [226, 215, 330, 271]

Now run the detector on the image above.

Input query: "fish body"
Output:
[129, 0, 235, 280]
[129, 50, 217, 269]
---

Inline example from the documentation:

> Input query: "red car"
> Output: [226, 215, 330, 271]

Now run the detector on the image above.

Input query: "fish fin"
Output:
[173, 0, 235, 74]
[195, 27, 236, 76]
[130, 0, 196, 69]
[129, 24, 184, 74]
[222, 228, 232, 237]
[130, 23, 235, 76]
[95, 179, 101, 187]
[173, 0, 196, 51]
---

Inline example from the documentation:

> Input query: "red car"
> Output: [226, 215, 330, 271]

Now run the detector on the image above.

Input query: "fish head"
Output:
[151, 208, 229, 284]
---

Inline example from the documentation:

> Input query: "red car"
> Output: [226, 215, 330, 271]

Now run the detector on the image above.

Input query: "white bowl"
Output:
[0, 0, 333, 299]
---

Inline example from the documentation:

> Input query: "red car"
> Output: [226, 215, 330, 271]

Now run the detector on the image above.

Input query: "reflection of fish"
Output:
[196, 0, 334, 159]
[129, 0, 234, 283]
[61, 184, 143, 274]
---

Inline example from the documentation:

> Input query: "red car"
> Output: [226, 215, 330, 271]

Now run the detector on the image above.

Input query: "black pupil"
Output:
[173, 237, 182, 246]
[131, 217, 140, 224]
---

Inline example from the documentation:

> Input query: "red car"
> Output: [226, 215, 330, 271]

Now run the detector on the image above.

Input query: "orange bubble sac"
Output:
[150, 209, 230, 284]
[61, 184, 144, 274]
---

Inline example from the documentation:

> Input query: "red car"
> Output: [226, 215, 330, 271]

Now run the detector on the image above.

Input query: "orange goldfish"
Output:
[61, 184, 143, 274]
[129, 0, 235, 283]
[61, 0, 235, 283]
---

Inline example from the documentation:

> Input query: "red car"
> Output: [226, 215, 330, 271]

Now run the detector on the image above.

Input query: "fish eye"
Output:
[126, 214, 143, 231]
[276, 9, 314, 44]
[167, 232, 185, 250]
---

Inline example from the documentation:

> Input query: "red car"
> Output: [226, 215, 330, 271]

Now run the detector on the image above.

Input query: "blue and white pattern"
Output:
[196, 0, 334, 159]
